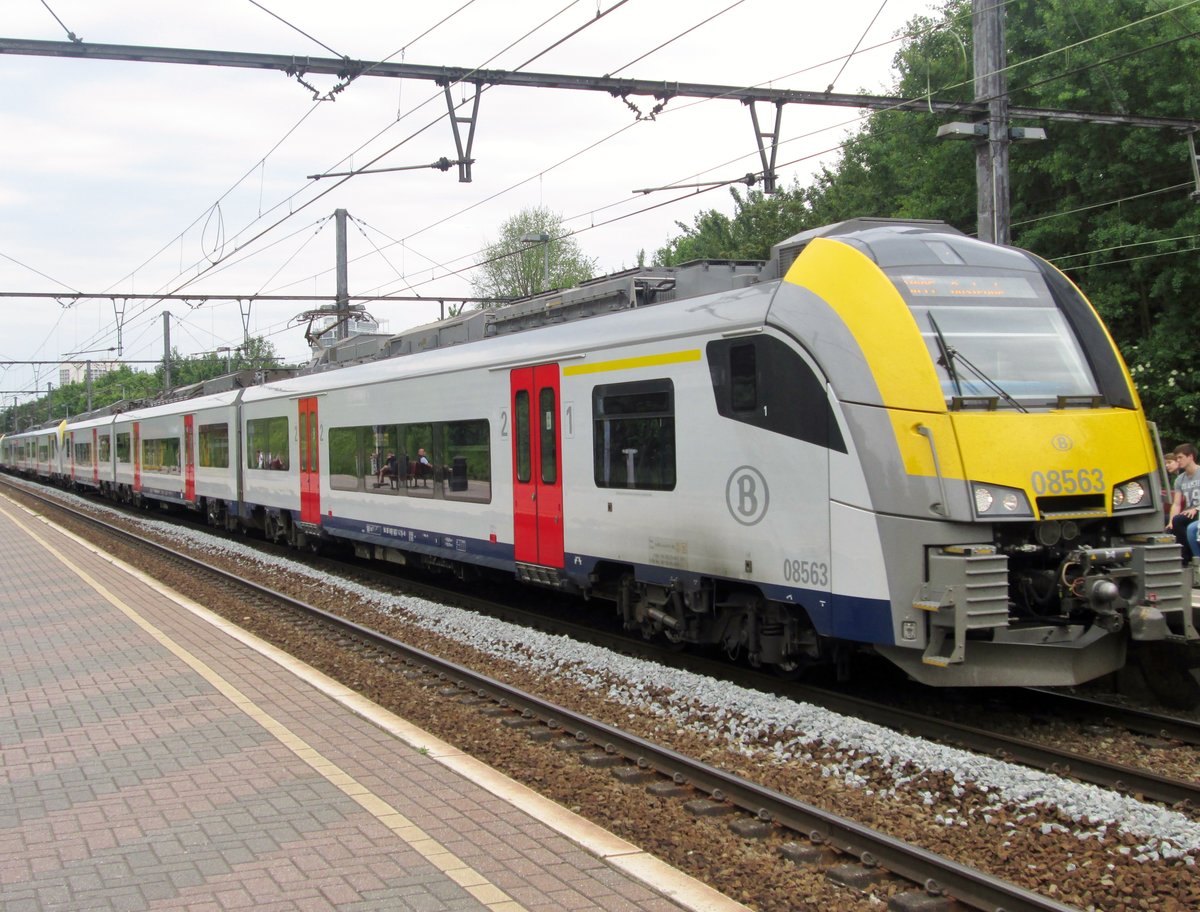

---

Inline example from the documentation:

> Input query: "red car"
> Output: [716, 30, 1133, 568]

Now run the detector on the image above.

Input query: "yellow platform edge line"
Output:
[0, 491, 753, 912]
[0, 497, 530, 912]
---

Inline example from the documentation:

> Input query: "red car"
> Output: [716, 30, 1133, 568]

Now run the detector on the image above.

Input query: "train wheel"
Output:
[770, 662, 803, 681]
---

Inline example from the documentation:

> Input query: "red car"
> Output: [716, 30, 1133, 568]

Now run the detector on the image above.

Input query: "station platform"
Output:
[0, 496, 747, 912]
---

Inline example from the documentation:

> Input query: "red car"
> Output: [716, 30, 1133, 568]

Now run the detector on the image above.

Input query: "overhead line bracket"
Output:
[443, 82, 482, 183]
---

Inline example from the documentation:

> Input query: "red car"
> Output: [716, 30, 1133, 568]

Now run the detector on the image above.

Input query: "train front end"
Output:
[772, 219, 1195, 687]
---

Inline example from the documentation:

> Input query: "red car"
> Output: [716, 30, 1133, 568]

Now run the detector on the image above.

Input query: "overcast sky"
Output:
[0, 0, 936, 400]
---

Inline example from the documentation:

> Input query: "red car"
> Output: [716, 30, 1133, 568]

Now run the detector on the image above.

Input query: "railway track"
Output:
[6, 473, 1199, 810]
[316, 561, 1200, 810]
[3, 477, 1107, 912]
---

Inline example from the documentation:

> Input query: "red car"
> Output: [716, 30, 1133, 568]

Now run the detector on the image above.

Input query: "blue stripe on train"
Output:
[312, 517, 897, 647]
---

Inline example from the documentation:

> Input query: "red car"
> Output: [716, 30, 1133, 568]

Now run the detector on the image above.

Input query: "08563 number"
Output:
[1030, 468, 1104, 495]
[784, 558, 828, 586]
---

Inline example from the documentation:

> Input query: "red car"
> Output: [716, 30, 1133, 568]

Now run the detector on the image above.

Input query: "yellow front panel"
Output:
[887, 411, 966, 479]
[785, 238, 946, 414]
[951, 409, 1156, 515]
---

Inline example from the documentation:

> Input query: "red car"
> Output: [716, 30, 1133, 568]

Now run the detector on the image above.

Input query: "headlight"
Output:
[974, 486, 993, 513]
[971, 482, 1033, 518]
[1112, 477, 1149, 512]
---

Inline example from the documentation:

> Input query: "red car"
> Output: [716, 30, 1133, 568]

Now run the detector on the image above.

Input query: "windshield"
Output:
[890, 270, 1099, 406]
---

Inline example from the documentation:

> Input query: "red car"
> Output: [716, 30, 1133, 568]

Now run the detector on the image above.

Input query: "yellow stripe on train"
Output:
[562, 349, 702, 376]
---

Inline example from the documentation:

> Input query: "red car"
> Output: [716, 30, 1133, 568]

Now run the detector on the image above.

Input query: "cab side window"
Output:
[707, 336, 846, 453]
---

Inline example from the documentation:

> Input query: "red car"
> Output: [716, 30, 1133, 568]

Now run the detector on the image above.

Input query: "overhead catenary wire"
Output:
[245, 0, 346, 60]
[125, 0, 600, 301]
[87, 0, 486, 317]
[71, 0, 908, 324]
[58, 0, 1200, 314]
[271, 1, 1200, 303]
[47, 2, 516, 368]
[42, 1, 621, 378]
[352, 8, 1200, 302]
[1014, 182, 1195, 228]
[1056, 242, 1200, 271]
[16, 0, 1200, 388]
[605, 0, 746, 78]
[37, 0, 80, 44]
[823, 0, 890, 93]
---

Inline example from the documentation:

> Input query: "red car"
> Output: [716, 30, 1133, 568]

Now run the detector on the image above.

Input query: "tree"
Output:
[156, 336, 284, 390]
[651, 0, 1200, 441]
[0, 336, 289, 427]
[470, 207, 596, 302]
[654, 183, 811, 265]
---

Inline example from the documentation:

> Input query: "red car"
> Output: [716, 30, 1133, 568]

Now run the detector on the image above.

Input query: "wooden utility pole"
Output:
[974, 0, 1009, 244]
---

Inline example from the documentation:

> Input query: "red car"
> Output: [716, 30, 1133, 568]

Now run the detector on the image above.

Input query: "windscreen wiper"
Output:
[951, 351, 1028, 413]
[927, 313, 963, 398]
[928, 312, 1027, 413]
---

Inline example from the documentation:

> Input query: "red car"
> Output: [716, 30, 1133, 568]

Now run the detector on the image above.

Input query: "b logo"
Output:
[726, 466, 769, 526]
[1052, 435, 1073, 451]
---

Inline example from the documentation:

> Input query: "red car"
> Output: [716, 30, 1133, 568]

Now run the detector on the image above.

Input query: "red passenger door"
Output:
[133, 422, 141, 492]
[298, 397, 321, 524]
[92, 428, 99, 486]
[184, 414, 196, 502]
[511, 364, 564, 567]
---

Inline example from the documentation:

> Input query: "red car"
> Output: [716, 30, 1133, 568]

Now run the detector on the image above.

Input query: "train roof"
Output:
[243, 274, 780, 402]
[38, 218, 998, 421]
[117, 388, 244, 421]
[771, 216, 1035, 276]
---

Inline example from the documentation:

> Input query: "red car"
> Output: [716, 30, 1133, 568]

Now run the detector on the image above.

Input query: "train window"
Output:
[706, 337, 847, 453]
[198, 423, 229, 468]
[892, 268, 1101, 406]
[74, 442, 92, 467]
[247, 416, 289, 470]
[399, 423, 435, 498]
[592, 379, 676, 491]
[539, 388, 557, 485]
[98, 434, 111, 462]
[327, 425, 399, 492]
[329, 427, 357, 490]
[142, 436, 180, 473]
[515, 390, 531, 484]
[327, 426, 365, 491]
[374, 425, 402, 490]
[441, 420, 491, 503]
[730, 343, 758, 412]
[115, 432, 130, 463]
[327, 421, 489, 501]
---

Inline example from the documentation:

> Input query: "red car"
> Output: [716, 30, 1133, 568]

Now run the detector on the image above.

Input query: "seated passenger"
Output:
[374, 451, 398, 487]
[415, 448, 432, 485]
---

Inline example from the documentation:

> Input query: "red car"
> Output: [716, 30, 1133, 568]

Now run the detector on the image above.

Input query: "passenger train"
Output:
[4, 218, 1196, 688]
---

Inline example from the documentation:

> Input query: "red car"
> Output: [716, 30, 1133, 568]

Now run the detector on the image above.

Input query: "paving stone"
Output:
[0, 503, 710, 912]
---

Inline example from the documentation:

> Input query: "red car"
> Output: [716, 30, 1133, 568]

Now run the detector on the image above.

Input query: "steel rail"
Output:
[4, 479, 1081, 912]
[1018, 688, 1200, 746]
[782, 685, 1200, 808]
